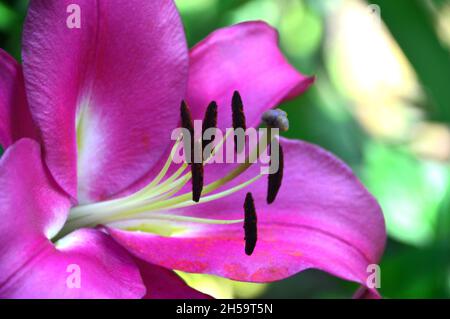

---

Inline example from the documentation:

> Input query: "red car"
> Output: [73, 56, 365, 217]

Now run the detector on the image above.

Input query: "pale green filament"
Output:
[110, 214, 243, 225]
[69, 130, 232, 221]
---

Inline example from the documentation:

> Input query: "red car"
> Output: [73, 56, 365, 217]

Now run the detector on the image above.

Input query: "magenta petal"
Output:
[0, 49, 37, 148]
[22, 0, 189, 202]
[0, 139, 71, 251]
[1, 229, 146, 299]
[186, 21, 314, 128]
[135, 258, 211, 299]
[108, 137, 385, 293]
[0, 140, 145, 298]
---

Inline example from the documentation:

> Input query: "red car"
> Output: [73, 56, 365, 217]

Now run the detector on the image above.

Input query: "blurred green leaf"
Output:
[176, 0, 255, 47]
[282, 73, 367, 168]
[279, 0, 323, 72]
[363, 142, 449, 246]
[370, 0, 450, 122]
[227, 0, 280, 26]
[0, 145, 3, 158]
[435, 176, 450, 244]
[0, 0, 28, 60]
[379, 240, 449, 298]
[430, 0, 449, 9]
[0, 3, 16, 31]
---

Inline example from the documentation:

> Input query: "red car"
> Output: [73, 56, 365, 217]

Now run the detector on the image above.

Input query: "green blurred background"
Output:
[1, 0, 450, 298]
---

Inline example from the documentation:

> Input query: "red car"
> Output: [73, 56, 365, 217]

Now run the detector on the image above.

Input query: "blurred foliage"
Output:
[1, 0, 450, 298]
[370, 0, 450, 123]
[0, 0, 27, 59]
[363, 142, 449, 246]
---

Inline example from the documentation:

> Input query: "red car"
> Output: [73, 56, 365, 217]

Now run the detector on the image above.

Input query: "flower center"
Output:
[58, 92, 288, 255]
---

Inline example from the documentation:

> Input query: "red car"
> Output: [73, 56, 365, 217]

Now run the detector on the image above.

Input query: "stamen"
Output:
[181, 101, 204, 202]
[267, 142, 284, 204]
[63, 100, 279, 239]
[202, 101, 218, 153]
[232, 91, 246, 153]
[244, 192, 257, 256]
[115, 129, 270, 216]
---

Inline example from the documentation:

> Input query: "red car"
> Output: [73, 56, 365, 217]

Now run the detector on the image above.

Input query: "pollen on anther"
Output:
[181, 101, 204, 202]
[192, 162, 204, 203]
[232, 91, 246, 153]
[180, 100, 194, 135]
[202, 101, 218, 153]
[267, 143, 284, 204]
[244, 192, 257, 256]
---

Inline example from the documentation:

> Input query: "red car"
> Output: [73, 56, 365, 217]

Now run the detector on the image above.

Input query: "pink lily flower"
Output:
[0, 0, 386, 299]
